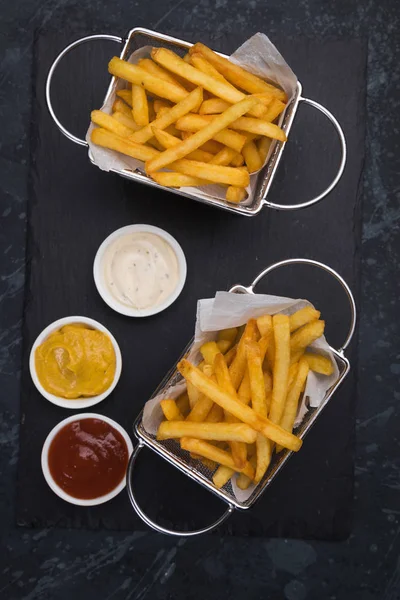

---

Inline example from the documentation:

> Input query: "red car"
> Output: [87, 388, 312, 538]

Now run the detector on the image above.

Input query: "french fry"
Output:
[230, 153, 245, 168]
[269, 314, 290, 424]
[224, 345, 237, 366]
[97, 136, 245, 186]
[266, 337, 275, 370]
[131, 85, 149, 126]
[303, 352, 334, 376]
[112, 111, 141, 132]
[246, 341, 267, 415]
[255, 435, 272, 483]
[213, 465, 235, 488]
[157, 420, 257, 443]
[289, 307, 321, 332]
[178, 360, 302, 451]
[200, 98, 231, 114]
[190, 53, 231, 83]
[109, 57, 188, 103]
[180, 437, 255, 478]
[176, 392, 190, 416]
[257, 136, 272, 163]
[131, 86, 203, 144]
[263, 98, 286, 122]
[175, 114, 249, 149]
[226, 186, 247, 204]
[175, 115, 247, 152]
[238, 369, 251, 404]
[236, 331, 269, 403]
[91, 128, 159, 162]
[290, 349, 304, 365]
[163, 159, 250, 187]
[290, 320, 325, 352]
[148, 99, 156, 122]
[236, 473, 252, 490]
[196, 138, 223, 154]
[203, 364, 214, 378]
[214, 353, 247, 468]
[186, 392, 214, 422]
[160, 399, 184, 421]
[200, 341, 221, 365]
[236, 455, 257, 489]
[137, 58, 188, 91]
[257, 315, 275, 370]
[242, 140, 263, 173]
[155, 107, 170, 119]
[246, 340, 271, 482]
[151, 47, 268, 118]
[264, 371, 272, 396]
[206, 403, 224, 422]
[151, 127, 213, 162]
[150, 172, 212, 188]
[257, 315, 272, 337]
[153, 99, 172, 113]
[180, 133, 223, 154]
[288, 362, 299, 390]
[229, 319, 257, 390]
[187, 380, 200, 409]
[116, 89, 133, 106]
[190, 43, 287, 101]
[243, 133, 261, 143]
[147, 138, 164, 152]
[216, 339, 231, 354]
[190, 113, 286, 142]
[91, 110, 133, 138]
[277, 358, 310, 452]
[209, 146, 241, 166]
[112, 97, 134, 116]
[166, 124, 181, 138]
[218, 327, 238, 345]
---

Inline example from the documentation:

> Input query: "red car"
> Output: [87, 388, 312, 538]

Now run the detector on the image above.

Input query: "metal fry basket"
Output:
[126, 258, 357, 536]
[46, 29, 347, 216]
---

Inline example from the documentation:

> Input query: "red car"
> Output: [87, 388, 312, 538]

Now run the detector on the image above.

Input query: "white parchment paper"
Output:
[142, 291, 339, 501]
[86, 33, 297, 204]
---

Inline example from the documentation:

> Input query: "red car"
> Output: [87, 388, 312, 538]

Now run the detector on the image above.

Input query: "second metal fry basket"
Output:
[125, 258, 357, 536]
[46, 28, 347, 216]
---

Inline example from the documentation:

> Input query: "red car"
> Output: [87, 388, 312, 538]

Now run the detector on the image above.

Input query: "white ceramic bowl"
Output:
[93, 224, 187, 317]
[41, 413, 133, 506]
[29, 316, 122, 409]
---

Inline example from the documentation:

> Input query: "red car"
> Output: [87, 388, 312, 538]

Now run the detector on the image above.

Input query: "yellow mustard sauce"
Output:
[35, 324, 116, 399]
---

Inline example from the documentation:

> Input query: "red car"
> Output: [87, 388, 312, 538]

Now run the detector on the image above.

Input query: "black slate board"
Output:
[17, 30, 366, 539]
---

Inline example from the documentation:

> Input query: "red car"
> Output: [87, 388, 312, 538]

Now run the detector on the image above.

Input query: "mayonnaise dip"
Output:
[102, 231, 180, 310]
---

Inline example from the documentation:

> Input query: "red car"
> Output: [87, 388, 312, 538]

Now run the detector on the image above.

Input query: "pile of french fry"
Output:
[157, 306, 334, 490]
[90, 43, 288, 204]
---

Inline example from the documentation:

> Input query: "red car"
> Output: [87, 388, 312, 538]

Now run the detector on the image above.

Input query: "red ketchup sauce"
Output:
[48, 418, 129, 499]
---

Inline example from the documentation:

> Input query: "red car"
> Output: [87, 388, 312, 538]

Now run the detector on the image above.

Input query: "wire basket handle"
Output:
[230, 258, 356, 354]
[126, 442, 234, 537]
[46, 34, 123, 146]
[262, 97, 347, 211]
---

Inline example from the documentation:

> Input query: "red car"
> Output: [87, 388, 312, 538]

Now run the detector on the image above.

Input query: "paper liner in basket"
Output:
[86, 33, 297, 205]
[142, 291, 340, 502]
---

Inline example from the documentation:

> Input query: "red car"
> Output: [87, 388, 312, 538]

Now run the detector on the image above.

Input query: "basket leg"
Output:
[126, 442, 234, 537]
[46, 34, 123, 146]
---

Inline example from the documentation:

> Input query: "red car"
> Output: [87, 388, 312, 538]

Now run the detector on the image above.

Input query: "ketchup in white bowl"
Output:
[42, 414, 133, 505]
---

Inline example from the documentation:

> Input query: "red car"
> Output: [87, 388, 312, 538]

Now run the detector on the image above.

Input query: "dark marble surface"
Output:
[0, 1, 399, 599]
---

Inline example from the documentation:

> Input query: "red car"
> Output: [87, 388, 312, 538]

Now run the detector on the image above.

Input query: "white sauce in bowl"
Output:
[102, 231, 180, 310]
